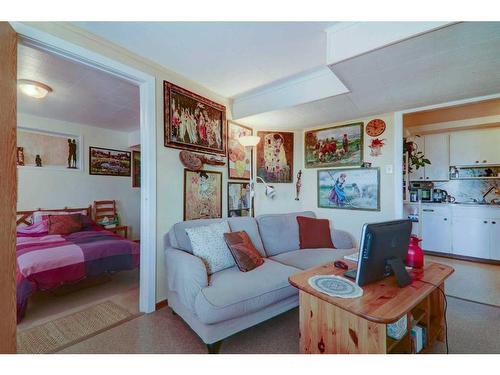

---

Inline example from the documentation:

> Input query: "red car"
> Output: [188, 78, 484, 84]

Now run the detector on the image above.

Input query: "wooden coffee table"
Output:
[289, 261, 454, 354]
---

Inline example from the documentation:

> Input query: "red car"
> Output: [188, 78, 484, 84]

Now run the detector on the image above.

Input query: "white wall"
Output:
[300, 113, 398, 246]
[17, 113, 141, 240]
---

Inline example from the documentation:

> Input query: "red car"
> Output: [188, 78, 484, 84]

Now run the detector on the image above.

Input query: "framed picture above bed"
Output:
[184, 169, 223, 220]
[164, 81, 227, 156]
[132, 150, 141, 188]
[89, 147, 131, 176]
[317, 168, 380, 211]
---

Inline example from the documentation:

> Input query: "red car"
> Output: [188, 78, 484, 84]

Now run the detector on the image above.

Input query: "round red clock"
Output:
[366, 119, 386, 137]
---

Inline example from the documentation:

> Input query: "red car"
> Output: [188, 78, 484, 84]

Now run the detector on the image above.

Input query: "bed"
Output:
[16, 207, 140, 322]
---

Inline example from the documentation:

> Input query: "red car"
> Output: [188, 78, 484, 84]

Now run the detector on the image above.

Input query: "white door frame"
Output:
[394, 92, 500, 220]
[11, 22, 157, 313]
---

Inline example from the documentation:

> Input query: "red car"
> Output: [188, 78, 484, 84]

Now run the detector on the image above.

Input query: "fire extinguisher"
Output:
[406, 235, 424, 268]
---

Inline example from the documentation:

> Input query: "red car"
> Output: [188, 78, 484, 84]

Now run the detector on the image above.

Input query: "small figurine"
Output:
[68, 139, 77, 168]
[295, 169, 302, 201]
[35, 154, 42, 167]
[17, 147, 25, 166]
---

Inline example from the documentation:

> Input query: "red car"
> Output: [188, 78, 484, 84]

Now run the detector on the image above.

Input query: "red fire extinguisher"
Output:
[406, 235, 424, 268]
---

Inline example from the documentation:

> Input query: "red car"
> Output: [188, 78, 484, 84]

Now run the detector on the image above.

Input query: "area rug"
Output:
[17, 301, 137, 354]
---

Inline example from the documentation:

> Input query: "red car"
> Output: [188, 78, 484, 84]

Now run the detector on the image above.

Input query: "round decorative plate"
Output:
[366, 119, 386, 137]
[308, 275, 363, 299]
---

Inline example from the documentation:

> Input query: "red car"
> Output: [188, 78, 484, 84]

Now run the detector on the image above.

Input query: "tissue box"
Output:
[387, 315, 407, 340]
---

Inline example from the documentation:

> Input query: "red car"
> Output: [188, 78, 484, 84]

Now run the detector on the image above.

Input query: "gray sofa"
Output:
[164, 211, 356, 352]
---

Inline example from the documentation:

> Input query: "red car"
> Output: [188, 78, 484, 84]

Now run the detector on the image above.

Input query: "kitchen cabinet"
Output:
[409, 134, 449, 181]
[489, 217, 500, 260]
[451, 216, 491, 259]
[421, 208, 452, 253]
[450, 128, 500, 166]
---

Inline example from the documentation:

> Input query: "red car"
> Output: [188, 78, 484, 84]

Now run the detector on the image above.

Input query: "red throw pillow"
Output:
[296, 216, 335, 249]
[223, 231, 264, 272]
[48, 214, 82, 235]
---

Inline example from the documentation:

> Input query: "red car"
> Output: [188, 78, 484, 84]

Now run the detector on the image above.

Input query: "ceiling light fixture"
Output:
[18, 79, 53, 99]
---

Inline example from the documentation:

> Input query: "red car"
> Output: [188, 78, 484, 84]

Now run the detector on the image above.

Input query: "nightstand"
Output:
[105, 225, 128, 239]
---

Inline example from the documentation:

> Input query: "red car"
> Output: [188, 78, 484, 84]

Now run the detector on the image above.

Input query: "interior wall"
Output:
[17, 113, 141, 240]
[300, 113, 397, 246]
[254, 130, 304, 215]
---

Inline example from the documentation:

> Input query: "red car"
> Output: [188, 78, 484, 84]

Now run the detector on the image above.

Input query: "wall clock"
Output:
[366, 119, 386, 137]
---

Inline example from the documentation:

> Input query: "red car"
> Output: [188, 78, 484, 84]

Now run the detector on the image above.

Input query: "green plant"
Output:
[404, 137, 431, 173]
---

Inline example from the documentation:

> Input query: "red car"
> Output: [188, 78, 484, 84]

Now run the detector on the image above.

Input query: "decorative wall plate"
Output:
[366, 119, 386, 137]
[308, 275, 363, 299]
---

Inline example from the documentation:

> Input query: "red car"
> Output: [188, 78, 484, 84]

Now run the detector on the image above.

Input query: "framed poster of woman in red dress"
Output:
[164, 81, 227, 156]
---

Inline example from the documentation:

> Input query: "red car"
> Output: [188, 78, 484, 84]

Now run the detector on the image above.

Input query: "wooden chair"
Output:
[93, 200, 117, 223]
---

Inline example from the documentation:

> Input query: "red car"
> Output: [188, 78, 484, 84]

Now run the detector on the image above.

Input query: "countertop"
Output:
[404, 201, 500, 209]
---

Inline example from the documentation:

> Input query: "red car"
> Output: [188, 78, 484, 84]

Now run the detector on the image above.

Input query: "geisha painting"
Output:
[317, 168, 380, 211]
[256, 131, 294, 183]
[164, 81, 226, 155]
[184, 169, 222, 220]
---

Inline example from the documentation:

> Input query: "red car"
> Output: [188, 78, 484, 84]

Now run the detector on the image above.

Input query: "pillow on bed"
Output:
[17, 220, 49, 235]
[48, 214, 83, 235]
[32, 210, 88, 224]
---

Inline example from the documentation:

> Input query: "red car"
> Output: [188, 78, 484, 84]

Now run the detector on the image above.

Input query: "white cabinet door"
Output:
[452, 216, 490, 258]
[421, 210, 452, 253]
[489, 218, 500, 260]
[480, 128, 500, 165]
[424, 133, 449, 181]
[409, 136, 425, 181]
[449, 131, 482, 166]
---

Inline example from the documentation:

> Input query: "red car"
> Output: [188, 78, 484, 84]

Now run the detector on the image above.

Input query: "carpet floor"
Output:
[59, 296, 500, 354]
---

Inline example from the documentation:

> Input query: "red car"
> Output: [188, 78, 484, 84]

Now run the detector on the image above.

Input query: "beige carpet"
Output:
[17, 301, 136, 354]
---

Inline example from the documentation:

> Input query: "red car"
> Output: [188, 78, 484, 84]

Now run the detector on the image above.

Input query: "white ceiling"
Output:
[74, 21, 335, 98]
[17, 43, 140, 131]
[239, 22, 500, 129]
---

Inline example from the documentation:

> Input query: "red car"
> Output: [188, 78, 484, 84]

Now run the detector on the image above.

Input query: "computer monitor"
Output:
[345, 220, 413, 287]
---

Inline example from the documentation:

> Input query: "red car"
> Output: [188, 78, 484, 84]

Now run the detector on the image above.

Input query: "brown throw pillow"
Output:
[223, 231, 264, 272]
[296, 216, 335, 249]
[48, 214, 82, 235]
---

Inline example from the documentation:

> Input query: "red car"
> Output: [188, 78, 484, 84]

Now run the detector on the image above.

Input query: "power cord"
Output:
[416, 279, 449, 354]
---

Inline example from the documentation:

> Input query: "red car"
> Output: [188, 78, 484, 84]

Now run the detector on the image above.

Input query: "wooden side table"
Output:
[289, 261, 454, 354]
[104, 225, 128, 239]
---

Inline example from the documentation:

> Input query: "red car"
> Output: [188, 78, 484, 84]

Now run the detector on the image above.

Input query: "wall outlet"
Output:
[385, 164, 393, 174]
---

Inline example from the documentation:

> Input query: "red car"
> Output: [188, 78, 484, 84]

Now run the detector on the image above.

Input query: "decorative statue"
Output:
[35, 154, 42, 167]
[17, 147, 25, 166]
[295, 169, 302, 201]
[68, 139, 77, 168]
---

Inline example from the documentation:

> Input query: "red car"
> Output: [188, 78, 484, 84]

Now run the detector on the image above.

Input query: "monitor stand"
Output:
[386, 257, 412, 287]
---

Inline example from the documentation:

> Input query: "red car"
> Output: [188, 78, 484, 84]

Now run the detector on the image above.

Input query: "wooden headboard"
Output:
[16, 206, 92, 226]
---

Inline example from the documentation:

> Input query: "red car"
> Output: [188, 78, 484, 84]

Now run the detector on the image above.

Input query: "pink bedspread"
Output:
[16, 226, 139, 322]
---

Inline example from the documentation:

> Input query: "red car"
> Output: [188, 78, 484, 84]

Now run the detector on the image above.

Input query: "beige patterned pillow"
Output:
[185, 221, 235, 275]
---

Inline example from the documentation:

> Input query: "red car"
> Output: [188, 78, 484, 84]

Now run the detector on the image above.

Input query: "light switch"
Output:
[385, 164, 393, 174]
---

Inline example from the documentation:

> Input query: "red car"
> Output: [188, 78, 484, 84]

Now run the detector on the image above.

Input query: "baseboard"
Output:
[425, 251, 500, 265]
[155, 299, 168, 310]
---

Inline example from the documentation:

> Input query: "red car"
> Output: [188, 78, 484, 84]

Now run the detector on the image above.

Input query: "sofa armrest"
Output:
[165, 248, 208, 311]
[331, 229, 355, 250]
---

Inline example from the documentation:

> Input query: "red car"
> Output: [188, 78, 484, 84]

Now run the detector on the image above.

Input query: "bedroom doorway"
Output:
[11, 23, 156, 347]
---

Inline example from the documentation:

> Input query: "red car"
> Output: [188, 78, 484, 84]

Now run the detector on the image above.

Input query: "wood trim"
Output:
[16, 206, 92, 226]
[155, 300, 168, 310]
[0, 22, 17, 354]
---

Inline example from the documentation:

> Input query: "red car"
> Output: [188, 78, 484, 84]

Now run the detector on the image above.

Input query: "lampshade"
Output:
[18, 79, 52, 99]
[238, 135, 261, 147]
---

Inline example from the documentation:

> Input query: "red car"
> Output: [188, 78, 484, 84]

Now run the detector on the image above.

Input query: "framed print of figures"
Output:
[132, 150, 141, 188]
[304, 122, 363, 168]
[227, 121, 252, 180]
[164, 81, 226, 156]
[317, 168, 380, 211]
[228, 182, 251, 217]
[89, 147, 131, 176]
[256, 131, 294, 183]
[184, 169, 222, 220]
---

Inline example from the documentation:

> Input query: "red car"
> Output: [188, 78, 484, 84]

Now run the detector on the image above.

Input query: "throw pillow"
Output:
[48, 214, 83, 235]
[185, 221, 235, 275]
[223, 231, 264, 272]
[296, 216, 335, 249]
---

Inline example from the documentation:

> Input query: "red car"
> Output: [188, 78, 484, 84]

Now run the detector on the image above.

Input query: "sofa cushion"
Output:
[194, 259, 299, 324]
[256, 211, 316, 256]
[227, 217, 265, 257]
[223, 231, 264, 272]
[173, 218, 226, 253]
[270, 248, 357, 270]
[297, 216, 335, 249]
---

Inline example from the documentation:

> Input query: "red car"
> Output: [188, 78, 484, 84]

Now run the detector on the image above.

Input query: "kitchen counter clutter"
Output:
[404, 202, 500, 262]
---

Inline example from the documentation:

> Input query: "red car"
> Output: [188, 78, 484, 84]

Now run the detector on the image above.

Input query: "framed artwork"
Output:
[256, 131, 294, 183]
[304, 122, 364, 168]
[227, 182, 252, 217]
[184, 169, 222, 220]
[227, 121, 253, 180]
[164, 81, 226, 156]
[132, 150, 141, 188]
[317, 168, 380, 211]
[89, 147, 131, 177]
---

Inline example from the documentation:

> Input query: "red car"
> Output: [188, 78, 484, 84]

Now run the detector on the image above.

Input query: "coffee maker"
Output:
[432, 188, 454, 203]
[409, 182, 434, 202]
